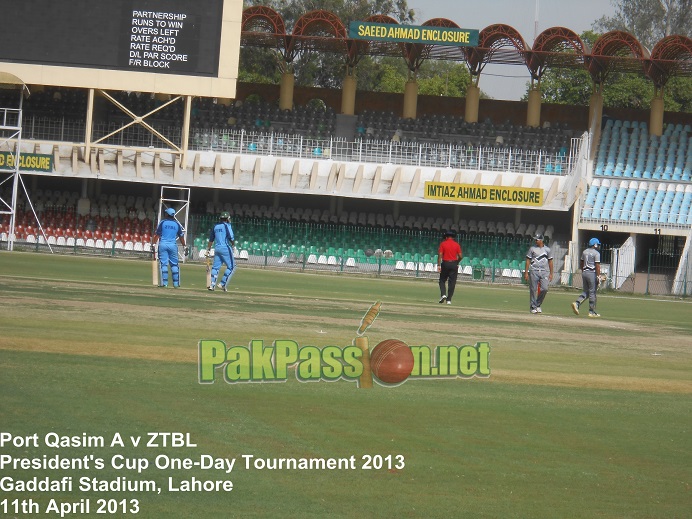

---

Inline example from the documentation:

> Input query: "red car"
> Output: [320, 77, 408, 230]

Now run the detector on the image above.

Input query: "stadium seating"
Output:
[582, 119, 692, 228]
[595, 121, 691, 182]
[6, 86, 580, 177]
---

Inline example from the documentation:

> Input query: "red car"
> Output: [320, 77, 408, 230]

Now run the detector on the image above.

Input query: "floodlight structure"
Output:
[0, 73, 53, 252]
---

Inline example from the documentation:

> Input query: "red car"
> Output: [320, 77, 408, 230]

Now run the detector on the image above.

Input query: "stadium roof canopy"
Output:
[241, 7, 692, 87]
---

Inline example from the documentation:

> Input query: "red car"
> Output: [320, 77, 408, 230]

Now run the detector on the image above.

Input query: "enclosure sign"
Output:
[349, 22, 478, 47]
[424, 182, 543, 206]
[0, 151, 53, 172]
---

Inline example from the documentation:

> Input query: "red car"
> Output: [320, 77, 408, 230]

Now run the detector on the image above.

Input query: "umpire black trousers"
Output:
[439, 261, 460, 300]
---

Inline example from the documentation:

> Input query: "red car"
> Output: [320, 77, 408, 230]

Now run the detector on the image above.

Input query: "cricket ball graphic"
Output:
[370, 339, 415, 385]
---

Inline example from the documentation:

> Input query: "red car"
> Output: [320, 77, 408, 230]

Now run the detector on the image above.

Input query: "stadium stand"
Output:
[1, 10, 690, 295]
[585, 119, 692, 228]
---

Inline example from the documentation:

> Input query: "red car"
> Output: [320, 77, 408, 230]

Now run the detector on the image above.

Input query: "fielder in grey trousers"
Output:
[524, 234, 554, 313]
[577, 271, 598, 311]
[573, 240, 602, 317]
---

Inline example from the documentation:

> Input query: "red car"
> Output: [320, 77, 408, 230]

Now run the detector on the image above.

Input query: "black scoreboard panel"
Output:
[0, 0, 223, 77]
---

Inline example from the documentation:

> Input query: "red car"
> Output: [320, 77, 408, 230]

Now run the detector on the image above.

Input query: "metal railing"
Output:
[188, 129, 573, 175]
[16, 116, 575, 176]
[580, 211, 692, 230]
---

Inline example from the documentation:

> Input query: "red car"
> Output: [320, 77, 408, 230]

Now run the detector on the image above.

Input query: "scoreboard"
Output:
[0, 0, 241, 97]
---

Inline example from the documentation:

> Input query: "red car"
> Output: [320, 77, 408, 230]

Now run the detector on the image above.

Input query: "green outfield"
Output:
[0, 252, 690, 518]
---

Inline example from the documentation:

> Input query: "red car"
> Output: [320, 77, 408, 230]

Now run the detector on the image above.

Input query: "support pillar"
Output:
[402, 79, 418, 119]
[526, 87, 542, 128]
[279, 71, 295, 111]
[588, 89, 604, 158]
[341, 69, 357, 115]
[649, 88, 664, 137]
[465, 84, 480, 123]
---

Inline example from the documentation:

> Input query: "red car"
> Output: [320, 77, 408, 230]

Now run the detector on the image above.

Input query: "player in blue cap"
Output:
[152, 207, 186, 288]
[572, 237, 602, 317]
[206, 211, 236, 292]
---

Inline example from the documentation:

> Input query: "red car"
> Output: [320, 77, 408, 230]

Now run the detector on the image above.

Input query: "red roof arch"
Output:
[242, 5, 286, 35]
[238, 6, 692, 88]
[527, 27, 587, 80]
[586, 30, 649, 84]
[646, 35, 692, 87]
[288, 10, 349, 63]
[241, 6, 288, 52]
[346, 15, 403, 67]
[466, 24, 527, 77]
[405, 18, 461, 73]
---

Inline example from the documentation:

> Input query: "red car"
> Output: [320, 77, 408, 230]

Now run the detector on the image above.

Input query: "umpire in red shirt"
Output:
[437, 230, 463, 305]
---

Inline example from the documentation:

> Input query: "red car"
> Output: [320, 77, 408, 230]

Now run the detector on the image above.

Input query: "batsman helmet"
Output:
[533, 233, 544, 241]
[220, 211, 230, 220]
[165, 207, 176, 216]
[589, 237, 601, 247]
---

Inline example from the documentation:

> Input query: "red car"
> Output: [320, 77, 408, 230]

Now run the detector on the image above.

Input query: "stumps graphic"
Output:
[355, 301, 416, 388]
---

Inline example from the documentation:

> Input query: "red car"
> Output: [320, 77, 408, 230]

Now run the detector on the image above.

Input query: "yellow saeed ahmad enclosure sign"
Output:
[349, 22, 479, 47]
[425, 182, 543, 206]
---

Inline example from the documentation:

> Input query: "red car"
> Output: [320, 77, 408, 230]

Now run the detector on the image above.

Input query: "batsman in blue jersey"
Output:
[153, 207, 186, 288]
[206, 211, 236, 292]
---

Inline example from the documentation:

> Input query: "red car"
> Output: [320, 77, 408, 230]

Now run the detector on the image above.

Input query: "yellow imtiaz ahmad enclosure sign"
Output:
[424, 181, 543, 206]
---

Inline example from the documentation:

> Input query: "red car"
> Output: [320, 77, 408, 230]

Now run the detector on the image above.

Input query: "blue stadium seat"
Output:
[600, 184, 619, 219]
[629, 183, 648, 221]
[594, 162, 605, 176]
[677, 188, 692, 224]
[584, 181, 600, 207]
[639, 187, 657, 222]
[658, 186, 676, 223]
[648, 185, 668, 223]
[683, 166, 692, 182]
[642, 156, 655, 178]
[590, 180, 610, 219]
[633, 158, 645, 178]
[610, 183, 629, 220]
[619, 181, 638, 221]
[667, 186, 685, 223]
